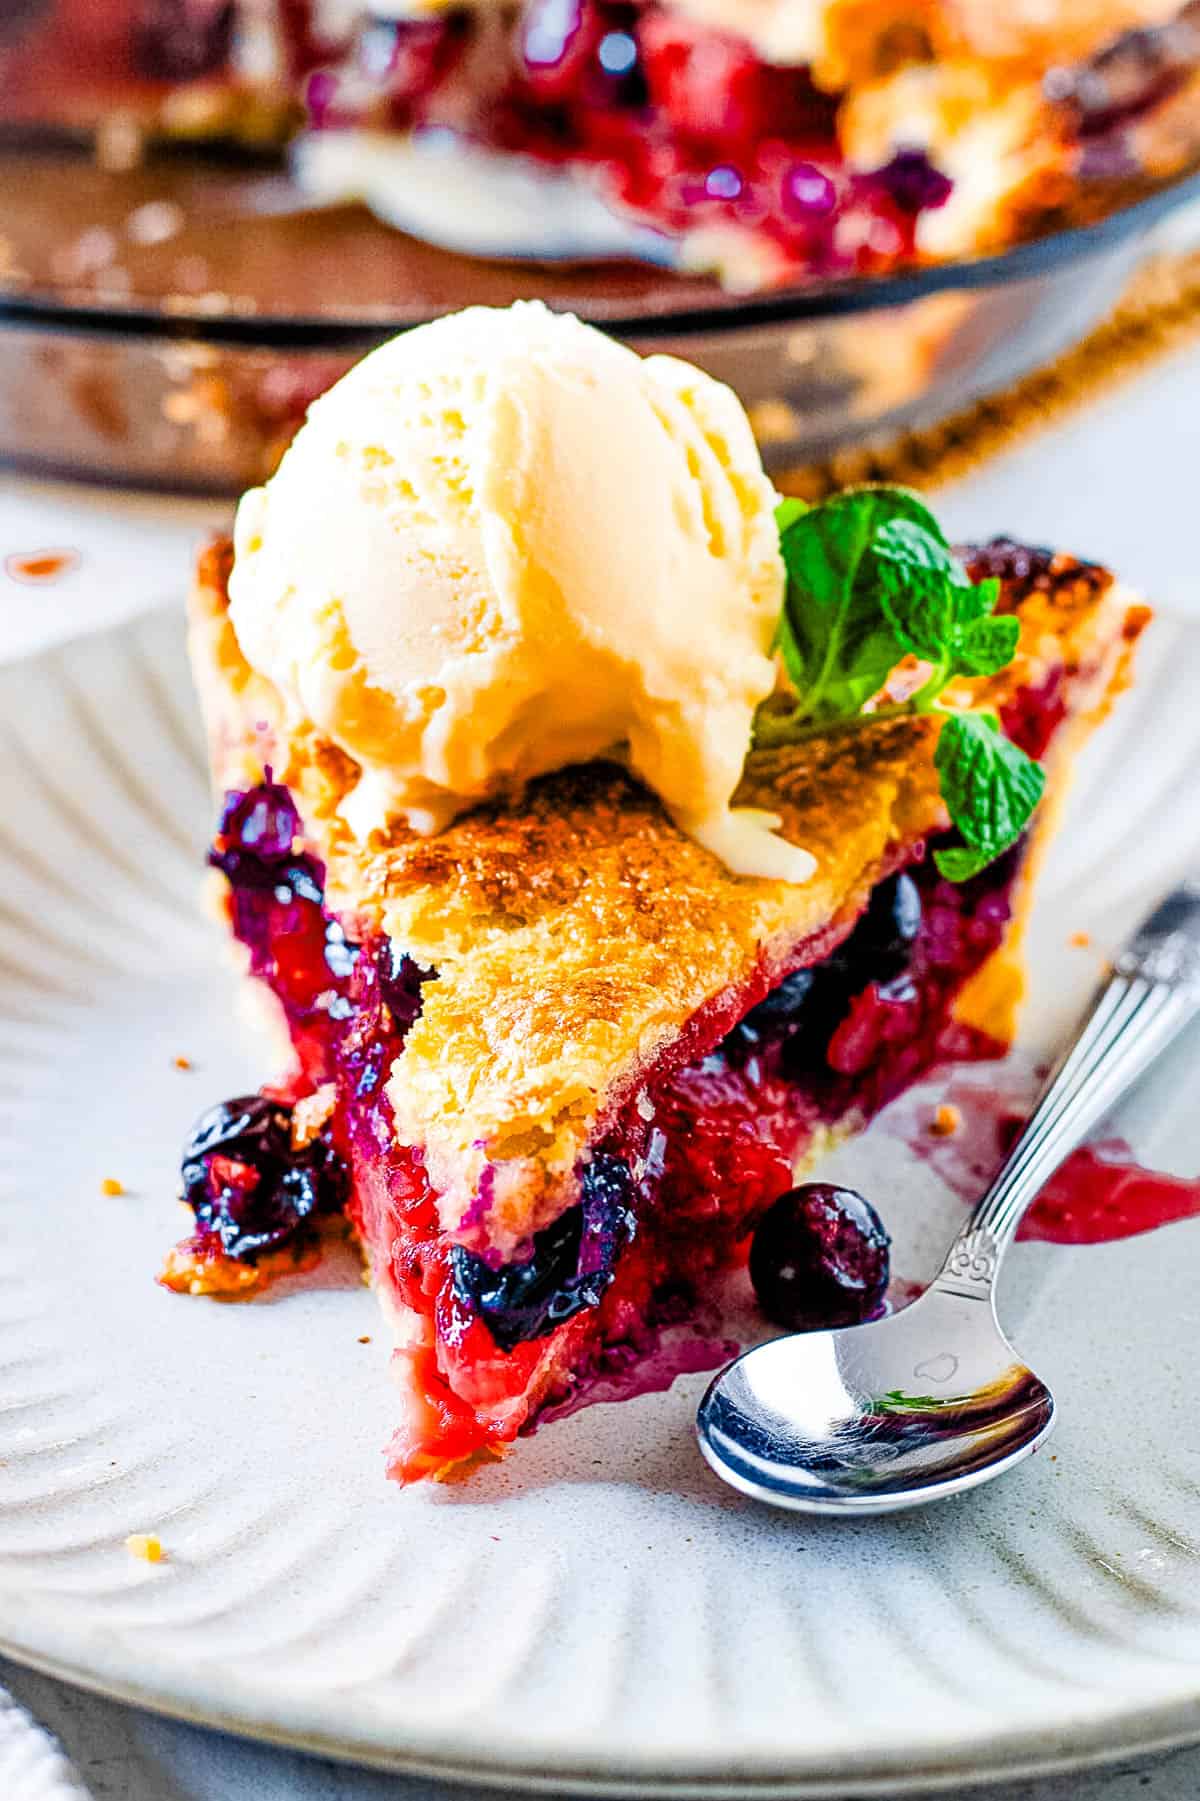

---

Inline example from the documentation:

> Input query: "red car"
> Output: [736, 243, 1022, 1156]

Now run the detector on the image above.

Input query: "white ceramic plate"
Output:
[3, 609, 1200, 1797]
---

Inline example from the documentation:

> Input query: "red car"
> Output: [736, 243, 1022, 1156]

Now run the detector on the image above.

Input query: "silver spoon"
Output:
[697, 881, 1200, 1515]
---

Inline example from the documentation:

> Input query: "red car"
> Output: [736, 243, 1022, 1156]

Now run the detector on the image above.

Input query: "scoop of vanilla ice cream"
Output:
[229, 300, 812, 882]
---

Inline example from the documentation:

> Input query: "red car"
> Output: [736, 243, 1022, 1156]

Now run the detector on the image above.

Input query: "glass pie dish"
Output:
[0, 137, 1197, 493]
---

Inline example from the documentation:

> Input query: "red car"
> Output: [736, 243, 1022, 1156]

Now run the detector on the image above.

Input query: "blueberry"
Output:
[773, 876, 923, 1077]
[723, 968, 816, 1057]
[854, 872, 922, 975]
[749, 968, 816, 1027]
[819, 871, 922, 991]
[450, 1209, 599, 1351]
[180, 1093, 347, 1263]
[577, 1151, 638, 1275]
[450, 1153, 636, 1350]
[866, 149, 953, 215]
[182, 1094, 281, 1165]
[749, 1183, 890, 1330]
[133, 0, 235, 82]
[210, 781, 326, 908]
[377, 939, 437, 1035]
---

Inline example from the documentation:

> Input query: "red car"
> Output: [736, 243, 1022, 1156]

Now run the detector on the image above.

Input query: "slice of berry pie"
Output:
[166, 306, 1148, 1482]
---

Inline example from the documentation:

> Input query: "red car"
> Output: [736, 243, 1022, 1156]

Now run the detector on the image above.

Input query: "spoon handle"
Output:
[932, 881, 1200, 1303]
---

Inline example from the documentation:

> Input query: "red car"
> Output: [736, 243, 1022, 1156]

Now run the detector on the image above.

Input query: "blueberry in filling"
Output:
[722, 870, 925, 1068]
[209, 777, 325, 908]
[377, 937, 436, 1035]
[450, 1153, 637, 1350]
[723, 968, 816, 1058]
[180, 1094, 348, 1263]
[848, 871, 923, 981]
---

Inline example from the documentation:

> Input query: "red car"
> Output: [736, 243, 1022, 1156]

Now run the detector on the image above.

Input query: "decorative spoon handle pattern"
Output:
[934, 883, 1200, 1300]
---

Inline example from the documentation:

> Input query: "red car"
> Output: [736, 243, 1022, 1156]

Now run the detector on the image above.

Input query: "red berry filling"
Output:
[180, 592, 1076, 1475]
[304, 2, 953, 280]
[190, 770, 1049, 1475]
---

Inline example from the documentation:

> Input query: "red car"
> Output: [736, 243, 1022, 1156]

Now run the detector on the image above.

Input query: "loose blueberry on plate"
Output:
[749, 1182, 891, 1331]
[180, 1094, 348, 1262]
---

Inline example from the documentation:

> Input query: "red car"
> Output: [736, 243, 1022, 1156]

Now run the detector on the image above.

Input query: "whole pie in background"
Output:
[3, 0, 1200, 287]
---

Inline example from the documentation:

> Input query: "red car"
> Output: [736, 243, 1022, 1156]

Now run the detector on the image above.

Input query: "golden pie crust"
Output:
[190, 534, 1148, 1247]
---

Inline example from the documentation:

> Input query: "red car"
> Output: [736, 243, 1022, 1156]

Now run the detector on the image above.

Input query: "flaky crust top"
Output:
[190, 535, 1143, 1243]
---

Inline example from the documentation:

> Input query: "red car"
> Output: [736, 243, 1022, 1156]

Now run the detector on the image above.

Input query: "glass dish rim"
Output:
[1, 154, 1198, 351]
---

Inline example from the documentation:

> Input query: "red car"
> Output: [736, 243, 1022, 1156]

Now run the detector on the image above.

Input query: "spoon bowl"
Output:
[697, 1286, 1055, 1514]
[698, 882, 1200, 1516]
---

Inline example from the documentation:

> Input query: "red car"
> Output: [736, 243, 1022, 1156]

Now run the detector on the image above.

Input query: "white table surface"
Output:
[4, 331, 1200, 1799]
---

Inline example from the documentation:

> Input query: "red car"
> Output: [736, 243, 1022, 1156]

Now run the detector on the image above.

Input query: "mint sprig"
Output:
[874, 521, 1015, 678]
[762, 485, 1044, 882]
[932, 713, 1045, 881]
[775, 487, 946, 724]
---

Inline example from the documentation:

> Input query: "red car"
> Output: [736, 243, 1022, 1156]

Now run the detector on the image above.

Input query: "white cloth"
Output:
[0, 1686, 90, 1801]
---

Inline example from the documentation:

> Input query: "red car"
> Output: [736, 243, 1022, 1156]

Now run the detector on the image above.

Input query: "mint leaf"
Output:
[775, 602, 807, 691]
[875, 523, 1010, 678]
[775, 496, 809, 534]
[955, 612, 1020, 676]
[779, 487, 945, 722]
[873, 520, 965, 662]
[954, 575, 1001, 625]
[933, 712, 1045, 877]
[765, 482, 1042, 886]
[933, 843, 1002, 882]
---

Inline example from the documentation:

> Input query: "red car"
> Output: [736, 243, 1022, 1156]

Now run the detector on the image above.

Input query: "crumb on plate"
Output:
[1068, 930, 1091, 948]
[930, 1103, 962, 1138]
[101, 1177, 125, 1197]
[125, 1533, 164, 1563]
[173, 1055, 193, 1071]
